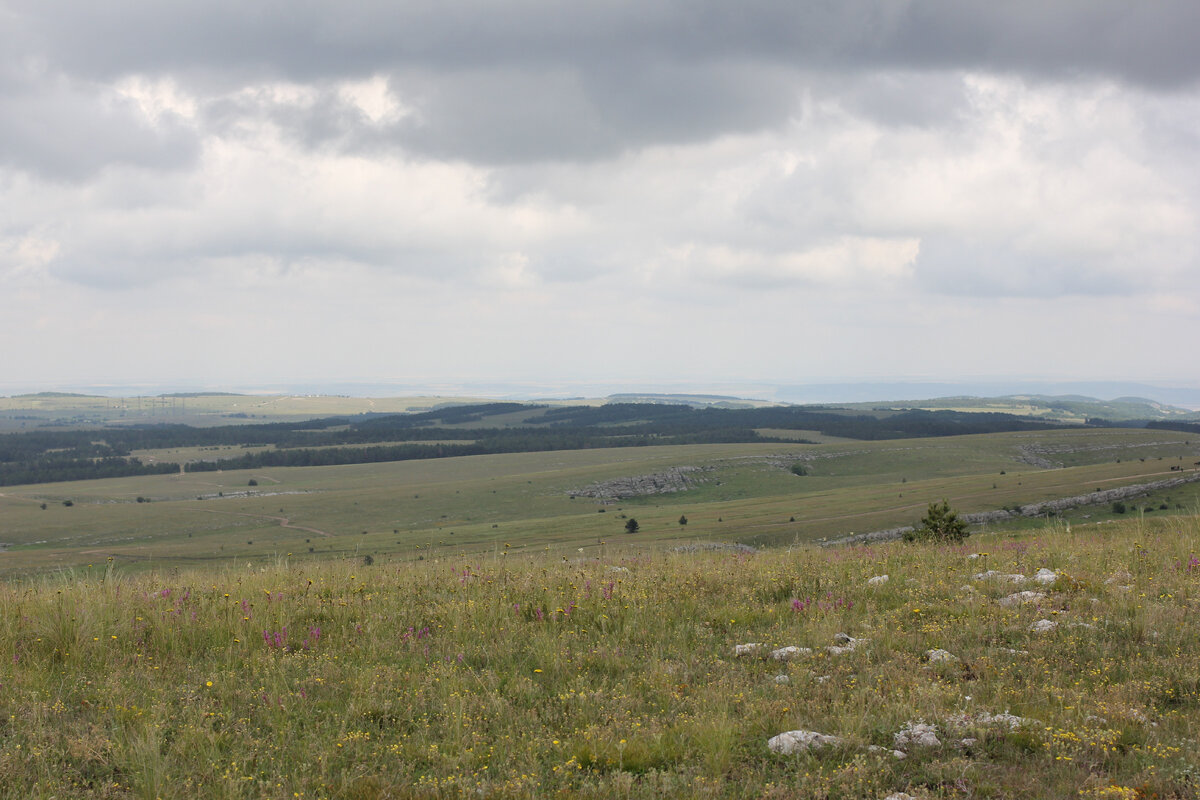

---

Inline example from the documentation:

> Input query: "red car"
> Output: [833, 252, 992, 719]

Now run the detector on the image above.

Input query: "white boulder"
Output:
[767, 729, 843, 755]
[771, 645, 812, 661]
[1033, 568, 1059, 584]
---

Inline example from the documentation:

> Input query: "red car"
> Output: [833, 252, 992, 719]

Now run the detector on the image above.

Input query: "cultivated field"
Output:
[0, 514, 1196, 798]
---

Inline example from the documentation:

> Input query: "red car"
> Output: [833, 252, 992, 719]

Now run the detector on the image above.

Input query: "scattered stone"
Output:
[882, 794, 916, 800]
[572, 465, 710, 500]
[1030, 619, 1058, 633]
[894, 721, 941, 749]
[607, 565, 630, 573]
[925, 649, 959, 663]
[998, 591, 1047, 607]
[867, 574, 889, 586]
[767, 729, 843, 755]
[1069, 622, 1097, 630]
[826, 632, 866, 655]
[868, 745, 907, 760]
[947, 711, 1033, 732]
[774, 674, 791, 685]
[771, 645, 812, 661]
[959, 737, 978, 747]
[734, 643, 766, 657]
[815, 675, 832, 684]
[1033, 568, 1059, 584]
[973, 570, 1026, 583]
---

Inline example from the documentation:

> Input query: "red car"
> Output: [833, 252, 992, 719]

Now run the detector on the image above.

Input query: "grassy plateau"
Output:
[1, 514, 1198, 798]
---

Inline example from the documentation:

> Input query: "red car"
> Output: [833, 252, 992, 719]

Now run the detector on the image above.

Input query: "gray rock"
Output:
[771, 645, 812, 661]
[767, 729, 843, 755]
[1033, 568, 1059, 584]
[999, 591, 1047, 607]
[894, 721, 940, 749]
[734, 643, 766, 657]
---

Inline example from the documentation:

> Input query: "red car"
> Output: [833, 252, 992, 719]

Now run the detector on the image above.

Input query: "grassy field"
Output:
[2, 428, 1198, 578]
[0, 513, 1197, 798]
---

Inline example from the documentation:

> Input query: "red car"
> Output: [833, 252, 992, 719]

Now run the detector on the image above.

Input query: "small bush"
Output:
[904, 499, 969, 543]
[1112, 501, 1127, 514]
[789, 462, 808, 476]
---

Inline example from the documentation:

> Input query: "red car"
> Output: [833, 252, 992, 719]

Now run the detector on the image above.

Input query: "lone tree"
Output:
[904, 499, 969, 543]
[678, 514, 688, 526]
[624, 518, 640, 534]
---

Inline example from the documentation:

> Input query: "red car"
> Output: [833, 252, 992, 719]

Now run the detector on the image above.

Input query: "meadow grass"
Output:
[3, 430, 1198, 577]
[1, 514, 1197, 798]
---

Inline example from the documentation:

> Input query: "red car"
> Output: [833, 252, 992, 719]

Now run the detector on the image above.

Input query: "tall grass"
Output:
[1, 515, 1198, 798]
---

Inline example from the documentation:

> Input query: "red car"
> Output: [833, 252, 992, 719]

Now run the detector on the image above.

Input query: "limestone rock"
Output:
[1033, 568, 1059, 584]
[774, 674, 790, 685]
[867, 574, 889, 586]
[1030, 618, 1058, 633]
[925, 649, 958, 663]
[998, 591, 1046, 607]
[767, 729, 843, 755]
[771, 645, 812, 661]
[827, 633, 866, 655]
[734, 643, 766, 657]
[894, 721, 940, 749]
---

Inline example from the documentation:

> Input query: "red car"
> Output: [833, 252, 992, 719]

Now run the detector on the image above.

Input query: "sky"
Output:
[2, 1, 1199, 397]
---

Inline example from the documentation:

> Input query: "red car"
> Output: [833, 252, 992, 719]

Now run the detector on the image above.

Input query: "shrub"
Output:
[624, 518, 640, 534]
[789, 462, 808, 476]
[904, 499, 969, 543]
[1112, 501, 1127, 514]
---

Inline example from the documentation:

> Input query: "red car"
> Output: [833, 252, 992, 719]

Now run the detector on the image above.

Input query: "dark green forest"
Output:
[0, 402, 1092, 486]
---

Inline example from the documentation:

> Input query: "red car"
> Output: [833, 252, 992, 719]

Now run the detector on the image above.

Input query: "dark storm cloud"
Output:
[5, 1, 1200, 168]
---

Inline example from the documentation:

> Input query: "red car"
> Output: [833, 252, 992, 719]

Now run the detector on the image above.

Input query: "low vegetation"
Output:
[2, 514, 1197, 798]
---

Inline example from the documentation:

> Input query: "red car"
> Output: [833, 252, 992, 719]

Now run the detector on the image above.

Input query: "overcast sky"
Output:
[2, 1, 1198, 396]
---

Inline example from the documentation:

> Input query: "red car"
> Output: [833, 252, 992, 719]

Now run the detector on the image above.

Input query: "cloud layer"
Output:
[2, 2, 1197, 389]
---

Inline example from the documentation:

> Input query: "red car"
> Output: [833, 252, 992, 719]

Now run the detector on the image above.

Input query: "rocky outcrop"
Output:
[570, 466, 710, 500]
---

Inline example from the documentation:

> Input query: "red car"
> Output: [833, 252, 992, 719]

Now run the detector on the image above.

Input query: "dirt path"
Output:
[188, 508, 333, 537]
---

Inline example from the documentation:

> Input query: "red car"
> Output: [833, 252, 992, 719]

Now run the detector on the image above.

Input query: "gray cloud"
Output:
[6, 1, 1200, 170]
[0, 74, 199, 180]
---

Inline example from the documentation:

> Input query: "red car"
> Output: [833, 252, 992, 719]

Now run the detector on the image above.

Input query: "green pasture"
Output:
[2, 428, 1198, 577]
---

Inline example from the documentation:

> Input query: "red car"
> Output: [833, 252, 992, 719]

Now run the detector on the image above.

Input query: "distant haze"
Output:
[1, 2, 1198, 388]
